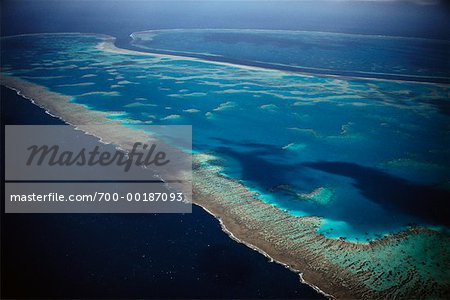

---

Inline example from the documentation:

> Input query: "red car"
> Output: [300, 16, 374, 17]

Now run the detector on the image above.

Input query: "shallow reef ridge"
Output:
[193, 153, 450, 299]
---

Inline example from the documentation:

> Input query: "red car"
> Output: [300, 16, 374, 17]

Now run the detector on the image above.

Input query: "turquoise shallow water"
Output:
[1, 32, 449, 242]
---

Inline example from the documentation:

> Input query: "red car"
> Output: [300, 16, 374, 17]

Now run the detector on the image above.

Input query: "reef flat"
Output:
[193, 153, 450, 299]
[2, 32, 450, 298]
[0, 75, 192, 196]
[130, 29, 450, 84]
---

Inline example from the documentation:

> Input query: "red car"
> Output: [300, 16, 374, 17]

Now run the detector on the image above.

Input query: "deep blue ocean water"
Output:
[1, 86, 324, 299]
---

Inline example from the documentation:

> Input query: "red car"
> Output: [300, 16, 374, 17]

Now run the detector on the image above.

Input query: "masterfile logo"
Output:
[26, 142, 170, 172]
[4, 125, 192, 213]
